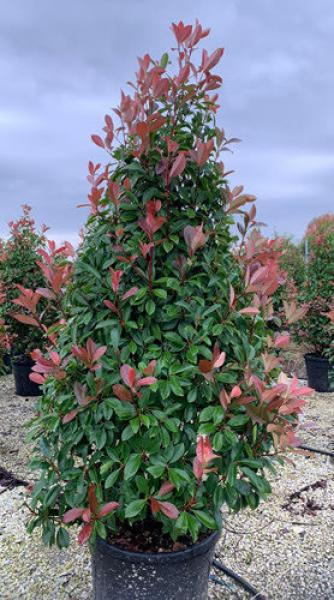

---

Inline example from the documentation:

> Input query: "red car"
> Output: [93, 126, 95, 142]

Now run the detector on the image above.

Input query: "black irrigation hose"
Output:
[210, 443, 332, 597]
[299, 444, 334, 458]
[212, 559, 267, 599]
[209, 573, 236, 591]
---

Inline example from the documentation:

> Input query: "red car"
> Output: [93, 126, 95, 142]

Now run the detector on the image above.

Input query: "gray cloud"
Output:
[0, 0, 333, 242]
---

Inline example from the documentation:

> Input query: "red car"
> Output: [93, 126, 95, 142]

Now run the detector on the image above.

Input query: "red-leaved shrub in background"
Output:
[0, 205, 50, 358]
[291, 214, 334, 363]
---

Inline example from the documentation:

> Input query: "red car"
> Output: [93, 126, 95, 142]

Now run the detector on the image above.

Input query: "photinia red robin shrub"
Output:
[0, 205, 75, 362]
[0, 205, 50, 357]
[25, 21, 312, 549]
[291, 214, 334, 362]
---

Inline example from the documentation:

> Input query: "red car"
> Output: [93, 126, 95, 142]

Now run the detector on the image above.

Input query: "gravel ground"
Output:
[0, 374, 333, 599]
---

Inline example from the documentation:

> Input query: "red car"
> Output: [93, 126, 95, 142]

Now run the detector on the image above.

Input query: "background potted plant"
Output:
[292, 214, 334, 392]
[24, 21, 312, 600]
[0, 205, 73, 395]
[0, 205, 50, 394]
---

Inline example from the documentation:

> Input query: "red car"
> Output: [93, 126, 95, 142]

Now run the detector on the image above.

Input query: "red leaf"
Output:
[104, 299, 118, 313]
[98, 502, 120, 517]
[78, 523, 93, 545]
[136, 376, 157, 387]
[29, 372, 45, 385]
[175, 63, 190, 86]
[158, 501, 179, 519]
[74, 382, 92, 406]
[201, 47, 224, 72]
[35, 287, 56, 300]
[219, 388, 230, 409]
[10, 313, 40, 327]
[91, 135, 105, 149]
[112, 384, 133, 402]
[192, 457, 203, 481]
[88, 483, 99, 516]
[198, 359, 212, 374]
[62, 409, 79, 424]
[150, 497, 160, 515]
[169, 152, 186, 179]
[63, 507, 85, 523]
[183, 224, 207, 256]
[229, 285, 235, 308]
[166, 137, 179, 154]
[158, 481, 175, 496]
[239, 306, 260, 316]
[82, 508, 91, 523]
[143, 360, 157, 376]
[110, 269, 123, 293]
[196, 435, 219, 465]
[274, 334, 290, 348]
[212, 351, 226, 369]
[93, 346, 107, 362]
[122, 287, 138, 301]
[120, 365, 136, 389]
[230, 385, 242, 399]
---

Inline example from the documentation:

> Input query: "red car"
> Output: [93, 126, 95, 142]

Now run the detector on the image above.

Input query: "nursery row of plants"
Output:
[0, 19, 333, 600]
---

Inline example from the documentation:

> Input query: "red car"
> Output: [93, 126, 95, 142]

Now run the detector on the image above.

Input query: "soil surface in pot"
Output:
[108, 518, 209, 553]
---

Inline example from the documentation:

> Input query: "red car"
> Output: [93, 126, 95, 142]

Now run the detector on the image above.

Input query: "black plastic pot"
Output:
[2, 353, 12, 373]
[12, 357, 42, 397]
[91, 530, 220, 600]
[304, 353, 331, 393]
[3, 353, 12, 368]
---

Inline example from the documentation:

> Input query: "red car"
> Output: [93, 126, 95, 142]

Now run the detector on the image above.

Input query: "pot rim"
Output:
[93, 529, 220, 565]
[11, 356, 34, 367]
[304, 353, 330, 364]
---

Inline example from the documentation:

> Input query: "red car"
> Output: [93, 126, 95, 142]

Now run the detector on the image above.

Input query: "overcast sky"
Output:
[1, 0, 333, 244]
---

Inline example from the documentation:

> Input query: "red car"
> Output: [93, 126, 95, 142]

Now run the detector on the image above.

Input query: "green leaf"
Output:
[96, 319, 116, 330]
[235, 479, 251, 495]
[241, 467, 272, 496]
[160, 52, 169, 68]
[100, 460, 113, 476]
[95, 521, 107, 539]
[125, 499, 147, 519]
[228, 415, 249, 427]
[56, 527, 70, 549]
[169, 467, 191, 488]
[212, 324, 224, 335]
[124, 454, 141, 480]
[77, 262, 102, 281]
[175, 511, 188, 533]
[199, 406, 215, 422]
[163, 239, 174, 253]
[192, 510, 217, 529]
[105, 468, 121, 489]
[121, 425, 135, 441]
[96, 429, 107, 450]
[153, 288, 167, 300]
[44, 485, 60, 508]
[187, 513, 200, 541]
[146, 299, 156, 315]
[147, 465, 165, 478]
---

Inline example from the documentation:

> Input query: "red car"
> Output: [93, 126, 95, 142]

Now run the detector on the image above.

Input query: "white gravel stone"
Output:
[0, 375, 333, 599]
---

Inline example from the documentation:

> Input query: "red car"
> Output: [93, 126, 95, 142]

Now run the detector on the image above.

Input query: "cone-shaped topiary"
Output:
[27, 21, 312, 550]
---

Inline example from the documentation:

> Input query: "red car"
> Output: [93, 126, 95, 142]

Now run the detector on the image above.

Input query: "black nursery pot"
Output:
[91, 530, 220, 600]
[2, 352, 12, 373]
[304, 353, 331, 393]
[12, 356, 42, 397]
